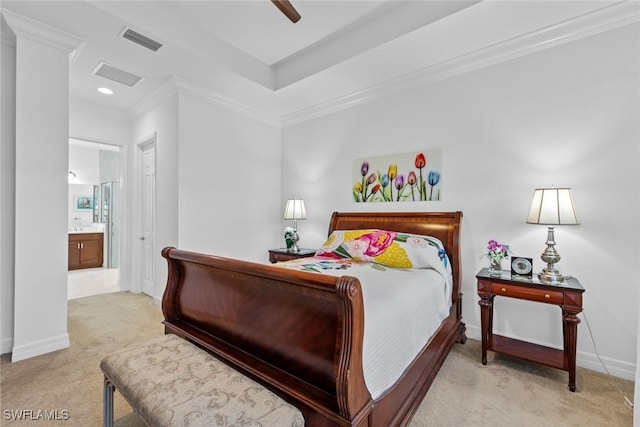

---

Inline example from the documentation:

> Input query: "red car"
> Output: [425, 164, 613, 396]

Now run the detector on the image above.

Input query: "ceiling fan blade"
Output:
[271, 0, 301, 23]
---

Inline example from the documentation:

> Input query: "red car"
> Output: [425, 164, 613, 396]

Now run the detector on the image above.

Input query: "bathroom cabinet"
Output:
[68, 233, 104, 270]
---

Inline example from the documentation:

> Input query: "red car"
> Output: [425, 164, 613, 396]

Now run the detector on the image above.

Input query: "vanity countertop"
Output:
[68, 227, 104, 234]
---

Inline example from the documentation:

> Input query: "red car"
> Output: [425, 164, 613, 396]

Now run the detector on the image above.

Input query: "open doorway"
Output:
[68, 138, 121, 300]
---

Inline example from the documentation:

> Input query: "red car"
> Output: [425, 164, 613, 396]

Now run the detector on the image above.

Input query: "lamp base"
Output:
[288, 231, 300, 253]
[538, 269, 565, 284]
[538, 226, 565, 284]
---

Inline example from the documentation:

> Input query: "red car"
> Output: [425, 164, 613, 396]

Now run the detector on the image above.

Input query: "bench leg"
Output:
[103, 376, 115, 427]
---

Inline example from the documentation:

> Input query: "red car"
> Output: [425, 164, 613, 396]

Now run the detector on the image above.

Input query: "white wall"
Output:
[282, 23, 639, 379]
[130, 94, 179, 300]
[128, 90, 281, 301]
[69, 144, 100, 185]
[177, 93, 282, 262]
[70, 102, 130, 147]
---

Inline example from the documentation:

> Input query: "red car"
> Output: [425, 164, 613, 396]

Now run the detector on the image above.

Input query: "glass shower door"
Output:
[100, 181, 119, 268]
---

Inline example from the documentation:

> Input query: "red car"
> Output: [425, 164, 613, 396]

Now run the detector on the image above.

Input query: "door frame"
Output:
[68, 136, 126, 291]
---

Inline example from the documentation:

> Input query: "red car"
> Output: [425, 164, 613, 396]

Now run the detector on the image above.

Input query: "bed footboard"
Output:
[161, 247, 373, 425]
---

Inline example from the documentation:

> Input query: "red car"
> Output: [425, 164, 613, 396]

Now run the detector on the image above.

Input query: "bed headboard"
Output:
[328, 211, 463, 305]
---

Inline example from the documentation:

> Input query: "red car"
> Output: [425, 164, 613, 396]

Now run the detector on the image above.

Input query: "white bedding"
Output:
[275, 258, 452, 399]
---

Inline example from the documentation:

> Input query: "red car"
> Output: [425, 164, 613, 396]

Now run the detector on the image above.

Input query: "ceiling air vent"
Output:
[93, 62, 143, 87]
[121, 28, 163, 52]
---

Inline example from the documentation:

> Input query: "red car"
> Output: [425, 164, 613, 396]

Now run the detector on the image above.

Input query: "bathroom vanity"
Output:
[68, 231, 103, 270]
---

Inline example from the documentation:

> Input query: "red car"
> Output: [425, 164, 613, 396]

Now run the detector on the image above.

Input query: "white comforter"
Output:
[275, 258, 451, 399]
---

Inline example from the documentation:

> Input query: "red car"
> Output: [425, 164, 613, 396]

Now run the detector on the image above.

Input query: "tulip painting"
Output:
[352, 149, 442, 202]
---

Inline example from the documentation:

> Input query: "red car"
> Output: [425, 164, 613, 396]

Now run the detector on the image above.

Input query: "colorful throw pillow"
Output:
[316, 229, 450, 274]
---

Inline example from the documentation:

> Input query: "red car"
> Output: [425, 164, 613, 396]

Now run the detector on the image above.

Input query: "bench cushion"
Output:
[100, 334, 304, 426]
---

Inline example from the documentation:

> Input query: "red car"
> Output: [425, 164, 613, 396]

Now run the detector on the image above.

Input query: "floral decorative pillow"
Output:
[315, 229, 451, 274]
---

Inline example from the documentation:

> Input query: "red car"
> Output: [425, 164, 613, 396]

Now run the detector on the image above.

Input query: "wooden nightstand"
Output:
[268, 248, 316, 263]
[476, 268, 585, 391]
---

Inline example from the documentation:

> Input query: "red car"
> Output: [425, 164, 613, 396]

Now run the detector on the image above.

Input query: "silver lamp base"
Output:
[288, 230, 300, 253]
[538, 269, 565, 284]
[538, 226, 565, 284]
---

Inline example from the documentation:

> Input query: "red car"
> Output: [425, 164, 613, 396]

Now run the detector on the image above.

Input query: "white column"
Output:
[1, 15, 17, 354]
[2, 10, 82, 361]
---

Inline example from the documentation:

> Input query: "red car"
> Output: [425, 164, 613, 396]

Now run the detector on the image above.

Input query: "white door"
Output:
[141, 143, 156, 297]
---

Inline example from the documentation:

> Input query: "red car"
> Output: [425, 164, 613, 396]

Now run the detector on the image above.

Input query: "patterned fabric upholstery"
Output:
[100, 334, 304, 427]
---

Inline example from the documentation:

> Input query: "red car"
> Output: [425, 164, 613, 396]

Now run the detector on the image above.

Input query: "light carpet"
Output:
[0, 292, 633, 426]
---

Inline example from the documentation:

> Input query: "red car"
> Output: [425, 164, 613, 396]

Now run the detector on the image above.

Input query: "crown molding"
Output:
[129, 76, 281, 127]
[128, 77, 178, 120]
[1, 14, 16, 48]
[0, 8, 82, 53]
[172, 76, 281, 128]
[281, 1, 639, 127]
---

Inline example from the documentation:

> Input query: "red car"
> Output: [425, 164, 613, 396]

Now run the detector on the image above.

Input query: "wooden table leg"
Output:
[478, 293, 494, 365]
[563, 308, 581, 392]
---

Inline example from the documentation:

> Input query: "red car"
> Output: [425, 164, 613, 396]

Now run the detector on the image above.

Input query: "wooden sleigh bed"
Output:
[161, 211, 466, 426]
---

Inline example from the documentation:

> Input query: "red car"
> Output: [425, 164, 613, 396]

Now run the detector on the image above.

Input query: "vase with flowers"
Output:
[484, 239, 511, 276]
[284, 226, 296, 251]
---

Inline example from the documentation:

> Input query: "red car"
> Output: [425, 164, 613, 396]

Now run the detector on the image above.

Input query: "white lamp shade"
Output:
[526, 188, 579, 225]
[283, 199, 306, 220]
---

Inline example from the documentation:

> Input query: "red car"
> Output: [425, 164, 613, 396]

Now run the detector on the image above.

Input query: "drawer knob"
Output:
[545, 294, 550, 299]
[501, 288, 506, 292]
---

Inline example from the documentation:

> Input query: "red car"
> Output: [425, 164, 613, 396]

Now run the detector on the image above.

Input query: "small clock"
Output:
[511, 256, 533, 278]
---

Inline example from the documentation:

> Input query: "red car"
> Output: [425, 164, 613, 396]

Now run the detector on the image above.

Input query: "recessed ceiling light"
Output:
[97, 87, 114, 95]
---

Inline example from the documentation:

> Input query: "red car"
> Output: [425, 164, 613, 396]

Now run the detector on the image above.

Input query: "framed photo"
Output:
[510, 256, 533, 279]
[75, 195, 94, 211]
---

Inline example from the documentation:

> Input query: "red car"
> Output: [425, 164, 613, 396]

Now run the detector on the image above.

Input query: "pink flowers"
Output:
[486, 240, 511, 262]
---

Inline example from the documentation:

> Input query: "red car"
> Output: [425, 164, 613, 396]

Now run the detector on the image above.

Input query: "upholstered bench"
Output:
[100, 334, 304, 427]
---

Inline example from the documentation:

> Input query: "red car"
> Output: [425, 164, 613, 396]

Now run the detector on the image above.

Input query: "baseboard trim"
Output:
[576, 351, 636, 382]
[0, 337, 14, 355]
[464, 325, 635, 381]
[11, 333, 70, 362]
[153, 295, 162, 306]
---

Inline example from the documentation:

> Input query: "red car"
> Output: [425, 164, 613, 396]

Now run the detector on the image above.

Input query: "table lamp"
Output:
[526, 187, 579, 284]
[283, 199, 306, 253]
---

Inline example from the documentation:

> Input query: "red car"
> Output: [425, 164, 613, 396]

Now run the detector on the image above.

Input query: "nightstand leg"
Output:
[563, 309, 581, 392]
[478, 294, 494, 365]
[488, 302, 494, 340]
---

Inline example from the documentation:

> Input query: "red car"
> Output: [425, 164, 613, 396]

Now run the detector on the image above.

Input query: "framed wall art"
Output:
[75, 195, 94, 211]
[353, 149, 443, 203]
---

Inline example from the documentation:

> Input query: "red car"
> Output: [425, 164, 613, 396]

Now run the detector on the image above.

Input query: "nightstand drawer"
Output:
[268, 248, 316, 263]
[271, 252, 298, 262]
[491, 283, 563, 304]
